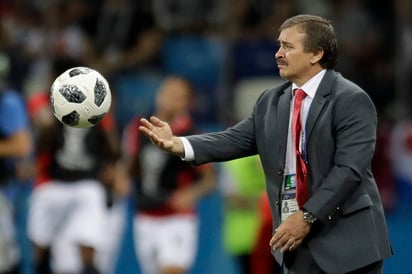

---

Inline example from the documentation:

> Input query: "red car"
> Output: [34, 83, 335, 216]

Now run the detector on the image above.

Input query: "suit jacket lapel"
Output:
[276, 86, 292, 155]
[305, 70, 336, 141]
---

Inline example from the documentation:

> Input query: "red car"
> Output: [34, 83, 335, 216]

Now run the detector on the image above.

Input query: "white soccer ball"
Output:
[50, 66, 112, 128]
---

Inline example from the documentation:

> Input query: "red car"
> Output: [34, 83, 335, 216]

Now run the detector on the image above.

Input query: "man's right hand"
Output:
[139, 116, 185, 157]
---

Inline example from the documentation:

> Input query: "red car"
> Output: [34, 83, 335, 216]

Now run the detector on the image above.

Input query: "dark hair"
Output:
[279, 14, 338, 69]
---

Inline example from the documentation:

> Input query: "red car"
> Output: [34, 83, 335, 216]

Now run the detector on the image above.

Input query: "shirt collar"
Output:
[292, 69, 326, 98]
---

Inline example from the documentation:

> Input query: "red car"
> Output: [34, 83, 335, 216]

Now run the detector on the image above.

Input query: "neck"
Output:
[294, 66, 324, 87]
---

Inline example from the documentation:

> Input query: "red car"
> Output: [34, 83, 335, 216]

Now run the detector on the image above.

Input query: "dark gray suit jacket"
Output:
[186, 70, 392, 273]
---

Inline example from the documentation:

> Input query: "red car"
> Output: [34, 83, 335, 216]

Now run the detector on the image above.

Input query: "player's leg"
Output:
[27, 182, 71, 274]
[133, 214, 160, 274]
[69, 180, 106, 274]
[51, 237, 104, 274]
[51, 231, 82, 274]
[158, 215, 199, 274]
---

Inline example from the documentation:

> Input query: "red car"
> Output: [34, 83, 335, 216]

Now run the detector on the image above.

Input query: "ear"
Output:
[310, 49, 324, 65]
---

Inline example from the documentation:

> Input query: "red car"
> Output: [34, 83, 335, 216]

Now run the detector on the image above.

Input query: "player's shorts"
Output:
[52, 199, 127, 274]
[134, 213, 199, 274]
[27, 179, 106, 273]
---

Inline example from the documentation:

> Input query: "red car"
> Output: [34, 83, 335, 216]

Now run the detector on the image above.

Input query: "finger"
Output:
[139, 118, 154, 130]
[271, 233, 288, 250]
[149, 116, 166, 127]
[269, 235, 276, 247]
[138, 126, 162, 145]
[269, 231, 283, 247]
[269, 231, 282, 247]
[138, 126, 153, 137]
[281, 239, 295, 253]
[269, 233, 279, 249]
[288, 238, 296, 251]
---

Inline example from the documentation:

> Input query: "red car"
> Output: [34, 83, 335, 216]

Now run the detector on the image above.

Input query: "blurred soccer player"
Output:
[122, 76, 216, 274]
[26, 59, 122, 274]
[0, 52, 32, 274]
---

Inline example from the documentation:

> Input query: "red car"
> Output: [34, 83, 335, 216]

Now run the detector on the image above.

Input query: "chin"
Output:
[278, 71, 287, 79]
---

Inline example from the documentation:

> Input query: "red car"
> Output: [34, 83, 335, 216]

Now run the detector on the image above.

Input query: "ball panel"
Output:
[68, 67, 92, 77]
[61, 110, 80, 126]
[59, 84, 87, 103]
[94, 78, 107, 107]
[88, 113, 106, 125]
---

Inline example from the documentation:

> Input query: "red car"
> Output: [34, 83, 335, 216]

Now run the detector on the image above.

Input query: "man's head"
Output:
[155, 76, 193, 121]
[275, 14, 338, 86]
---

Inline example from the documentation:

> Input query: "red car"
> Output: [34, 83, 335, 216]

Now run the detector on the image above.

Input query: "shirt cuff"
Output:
[180, 137, 195, 161]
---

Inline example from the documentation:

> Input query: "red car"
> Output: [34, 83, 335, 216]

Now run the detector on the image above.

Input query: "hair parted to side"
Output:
[280, 14, 338, 69]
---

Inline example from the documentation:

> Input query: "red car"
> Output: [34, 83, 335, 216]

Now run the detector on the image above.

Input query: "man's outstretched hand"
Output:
[138, 116, 185, 157]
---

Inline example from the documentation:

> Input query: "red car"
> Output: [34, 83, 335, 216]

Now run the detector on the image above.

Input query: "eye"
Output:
[279, 42, 293, 50]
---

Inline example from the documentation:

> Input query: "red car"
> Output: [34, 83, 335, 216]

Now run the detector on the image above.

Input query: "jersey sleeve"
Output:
[27, 92, 50, 119]
[0, 91, 29, 135]
[99, 111, 116, 131]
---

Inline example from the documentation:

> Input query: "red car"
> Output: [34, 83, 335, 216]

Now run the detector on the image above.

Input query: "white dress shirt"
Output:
[284, 69, 326, 174]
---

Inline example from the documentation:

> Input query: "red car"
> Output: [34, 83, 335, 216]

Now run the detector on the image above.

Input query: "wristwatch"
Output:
[303, 209, 318, 224]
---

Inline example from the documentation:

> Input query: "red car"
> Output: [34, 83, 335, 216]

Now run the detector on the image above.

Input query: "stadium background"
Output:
[1, 0, 412, 273]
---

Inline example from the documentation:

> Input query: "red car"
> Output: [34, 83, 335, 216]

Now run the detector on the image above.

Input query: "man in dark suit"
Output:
[138, 14, 393, 273]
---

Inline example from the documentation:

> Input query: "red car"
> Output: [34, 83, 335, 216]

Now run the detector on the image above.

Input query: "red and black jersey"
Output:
[123, 115, 206, 215]
[28, 92, 118, 186]
[48, 122, 114, 181]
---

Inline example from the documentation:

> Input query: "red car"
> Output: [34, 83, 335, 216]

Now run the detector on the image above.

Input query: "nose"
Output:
[275, 47, 283, 59]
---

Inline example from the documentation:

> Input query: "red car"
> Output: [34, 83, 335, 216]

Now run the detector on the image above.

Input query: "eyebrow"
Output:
[277, 39, 293, 47]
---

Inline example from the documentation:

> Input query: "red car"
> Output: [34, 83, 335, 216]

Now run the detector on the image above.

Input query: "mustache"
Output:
[276, 60, 287, 66]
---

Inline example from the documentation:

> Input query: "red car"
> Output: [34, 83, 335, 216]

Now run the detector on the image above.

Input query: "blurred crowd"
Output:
[1, 0, 412, 273]
[0, 0, 405, 119]
[0, 0, 402, 114]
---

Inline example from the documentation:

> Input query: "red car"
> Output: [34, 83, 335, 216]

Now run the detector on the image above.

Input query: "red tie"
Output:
[292, 88, 308, 208]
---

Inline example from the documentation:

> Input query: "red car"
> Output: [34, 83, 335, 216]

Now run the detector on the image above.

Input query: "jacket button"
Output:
[277, 169, 284, 176]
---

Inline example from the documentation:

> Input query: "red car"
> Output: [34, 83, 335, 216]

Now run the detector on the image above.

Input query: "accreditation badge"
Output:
[281, 174, 299, 223]
[284, 173, 297, 190]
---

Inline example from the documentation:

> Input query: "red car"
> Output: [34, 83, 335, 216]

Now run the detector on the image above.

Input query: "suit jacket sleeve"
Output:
[186, 115, 258, 165]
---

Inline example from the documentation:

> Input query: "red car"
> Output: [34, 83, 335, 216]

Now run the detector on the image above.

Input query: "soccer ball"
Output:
[50, 66, 112, 128]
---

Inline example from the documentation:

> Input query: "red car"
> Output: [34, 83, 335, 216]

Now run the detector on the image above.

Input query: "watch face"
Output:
[304, 211, 317, 223]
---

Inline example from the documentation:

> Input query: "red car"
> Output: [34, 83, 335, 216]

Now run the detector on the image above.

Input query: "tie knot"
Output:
[294, 88, 307, 101]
